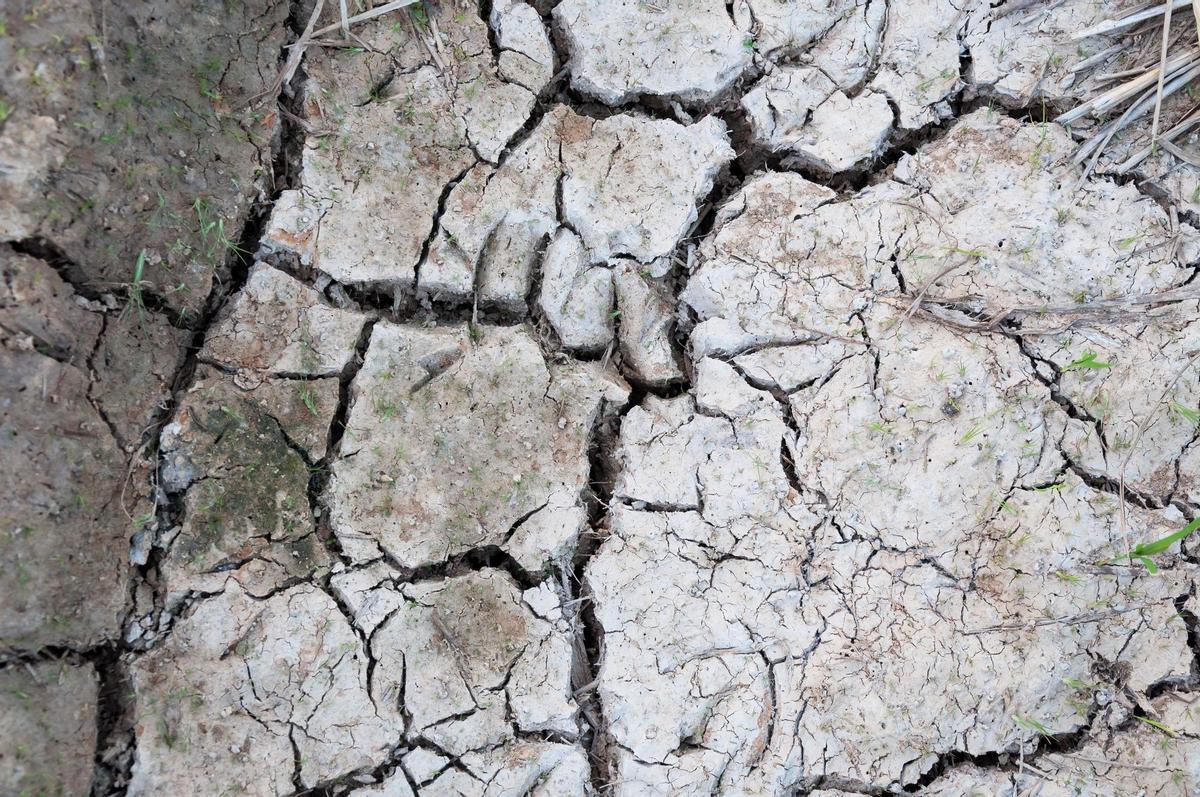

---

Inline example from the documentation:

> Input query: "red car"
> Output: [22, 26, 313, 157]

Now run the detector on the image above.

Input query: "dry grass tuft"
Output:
[1064, 0, 1200, 171]
[254, 0, 420, 106]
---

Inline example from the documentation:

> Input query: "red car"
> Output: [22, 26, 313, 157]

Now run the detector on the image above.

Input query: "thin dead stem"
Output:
[1065, 2, 1200, 168]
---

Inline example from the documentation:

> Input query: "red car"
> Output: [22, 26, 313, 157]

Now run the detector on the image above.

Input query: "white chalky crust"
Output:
[201, 264, 367, 376]
[332, 570, 592, 797]
[590, 108, 1200, 794]
[33, 2, 1195, 794]
[129, 583, 394, 795]
[539, 228, 615, 354]
[741, 67, 893, 172]
[262, 8, 553, 288]
[420, 107, 733, 314]
[554, 0, 753, 105]
[328, 322, 628, 569]
[118, 102, 1200, 797]
[562, 114, 734, 263]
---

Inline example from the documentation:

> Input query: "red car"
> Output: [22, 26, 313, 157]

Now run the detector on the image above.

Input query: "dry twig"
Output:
[253, 0, 325, 105]
[1151, 0, 1175, 147]
[1065, 1, 1200, 167]
[307, 0, 419, 39]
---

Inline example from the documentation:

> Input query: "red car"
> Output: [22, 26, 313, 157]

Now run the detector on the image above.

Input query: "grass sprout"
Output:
[121, 250, 149, 325]
[1014, 714, 1053, 738]
[193, 197, 245, 262]
[1135, 715, 1179, 736]
[299, 386, 319, 416]
[1108, 517, 1200, 573]
[1172, 401, 1200, 424]
[1063, 351, 1112, 371]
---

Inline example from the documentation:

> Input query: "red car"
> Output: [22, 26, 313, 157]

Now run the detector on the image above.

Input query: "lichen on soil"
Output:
[2, 0, 1200, 795]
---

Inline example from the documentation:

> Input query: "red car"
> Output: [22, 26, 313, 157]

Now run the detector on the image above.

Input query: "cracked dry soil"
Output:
[3, 0, 1200, 795]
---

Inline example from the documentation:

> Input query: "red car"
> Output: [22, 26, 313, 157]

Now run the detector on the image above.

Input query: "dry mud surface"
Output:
[3, 0, 1200, 795]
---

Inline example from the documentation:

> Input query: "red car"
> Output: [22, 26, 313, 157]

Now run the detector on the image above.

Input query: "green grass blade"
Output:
[1131, 517, 1200, 557]
[1135, 715, 1178, 736]
[1173, 402, 1200, 425]
[1063, 351, 1112, 371]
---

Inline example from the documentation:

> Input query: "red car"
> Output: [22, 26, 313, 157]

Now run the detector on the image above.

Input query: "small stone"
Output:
[129, 527, 153, 566]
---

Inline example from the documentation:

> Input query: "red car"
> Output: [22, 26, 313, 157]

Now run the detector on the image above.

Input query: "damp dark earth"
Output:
[3, 0, 1200, 795]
